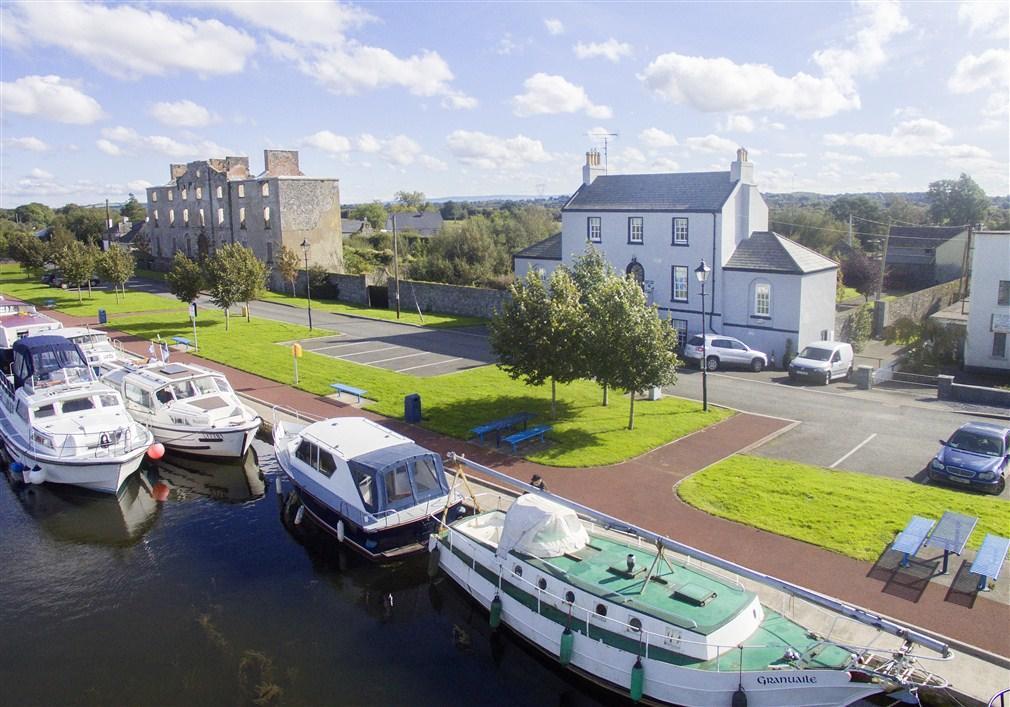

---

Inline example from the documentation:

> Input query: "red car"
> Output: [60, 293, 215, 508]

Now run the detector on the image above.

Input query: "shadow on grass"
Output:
[423, 394, 575, 438]
[943, 560, 979, 608]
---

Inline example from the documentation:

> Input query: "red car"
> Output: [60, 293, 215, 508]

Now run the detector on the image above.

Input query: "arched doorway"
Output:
[197, 232, 209, 261]
[626, 258, 645, 289]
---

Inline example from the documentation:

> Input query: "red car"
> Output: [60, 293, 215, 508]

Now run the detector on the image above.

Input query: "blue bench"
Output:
[44, 299, 55, 308]
[502, 425, 552, 454]
[970, 534, 1010, 592]
[172, 336, 192, 346]
[331, 382, 367, 403]
[891, 515, 935, 568]
[470, 412, 535, 445]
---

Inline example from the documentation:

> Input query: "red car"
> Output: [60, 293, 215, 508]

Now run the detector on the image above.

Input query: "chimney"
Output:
[730, 147, 754, 185]
[582, 149, 604, 186]
[170, 163, 187, 180]
[264, 150, 303, 177]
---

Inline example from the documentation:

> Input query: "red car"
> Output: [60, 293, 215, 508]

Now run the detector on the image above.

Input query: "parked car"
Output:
[50, 272, 100, 289]
[682, 334, 768, 372]
[787, 341, 853, 384]
[928, 421, 1009, 495]
[40, 271, 58, 285]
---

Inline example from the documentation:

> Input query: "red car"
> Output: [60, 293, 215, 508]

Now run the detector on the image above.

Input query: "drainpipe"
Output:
[710, 213, 717, 332]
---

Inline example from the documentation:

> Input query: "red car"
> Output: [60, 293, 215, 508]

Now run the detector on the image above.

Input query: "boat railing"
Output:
[30, 424, 148, 460]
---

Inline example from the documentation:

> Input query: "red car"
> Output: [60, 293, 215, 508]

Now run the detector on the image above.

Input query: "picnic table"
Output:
[892, 515, 935, 568]
[503, 424, 552, 454]
[969, 534, 1009, 592]
[470, 412, 535, 446]
[924, 510, 978, 575]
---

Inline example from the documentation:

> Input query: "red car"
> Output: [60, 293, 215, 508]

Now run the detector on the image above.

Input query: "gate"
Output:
[367, 285, 388, 309]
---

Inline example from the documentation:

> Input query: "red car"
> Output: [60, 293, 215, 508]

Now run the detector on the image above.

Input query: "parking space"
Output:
[298, 332, 486, 377]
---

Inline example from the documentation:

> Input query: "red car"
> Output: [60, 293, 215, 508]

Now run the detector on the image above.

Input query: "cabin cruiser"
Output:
[434, 454, 952, 707]
[273, 416, 465, 560]
[53, 327, 124, 370]
[0, 336, 154, 494]
[0, 300, 62, 370]
[99, 360, 260, 459]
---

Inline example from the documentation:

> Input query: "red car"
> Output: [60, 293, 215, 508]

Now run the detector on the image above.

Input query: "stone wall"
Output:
[331, 273, 368, 305]
[388, 278, 510, 319]
[937, 375, 1010, 407]
[872, 279, 961, 336]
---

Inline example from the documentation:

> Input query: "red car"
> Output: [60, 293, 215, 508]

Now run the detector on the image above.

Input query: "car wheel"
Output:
[823, 370, 832, 385]
[750, 358, 764, 372]
[844, 365, 852, 381]
[706, 356, 719, 372]
[993, 477, 1006, 496]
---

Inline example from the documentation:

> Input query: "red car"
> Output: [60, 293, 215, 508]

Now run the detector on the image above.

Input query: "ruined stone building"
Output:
[144, 150, 342, 272]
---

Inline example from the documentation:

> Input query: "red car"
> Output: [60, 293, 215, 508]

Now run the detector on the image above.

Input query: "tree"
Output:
[206, 243, 266, 327]
[8, 231, 48, 277]
[166, 252, 205, 305]
[59, 207, 107, 245]
[409, 216, 502, 286]
[884, 317, 962, 373]
[394, 190, 427, 213]
[274, 245, 301, 295]
[119, 194, 146, 222]
[771, 206, 846, 255]
[52, 241, 95, 303]
[350, 201, 387, 231]
[568, 246, 618, 404]
[97, 245, 135, 303]
[827, 196, 885, 252]
[841, 251, 881, 302]
[13, 202, 54, 229]
[927, 173, 989, 227]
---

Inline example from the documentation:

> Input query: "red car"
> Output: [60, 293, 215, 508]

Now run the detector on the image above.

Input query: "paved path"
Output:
[55, 307, 1007, 662]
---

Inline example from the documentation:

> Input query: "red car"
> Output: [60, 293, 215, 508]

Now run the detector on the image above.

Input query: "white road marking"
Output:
[310, 341, 366, 352]
[395, 357, 462, 373]
[368, 351, 429, 364]
[336, 346, 400, 358]
[830, 433, 877, 469]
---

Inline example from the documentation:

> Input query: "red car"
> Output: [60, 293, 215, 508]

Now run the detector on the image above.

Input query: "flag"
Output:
[160, 343, 170, 362]
[148, 342, 155, 357]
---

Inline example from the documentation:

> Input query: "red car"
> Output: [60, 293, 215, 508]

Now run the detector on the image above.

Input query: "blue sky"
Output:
[1, 0, 1007, 208]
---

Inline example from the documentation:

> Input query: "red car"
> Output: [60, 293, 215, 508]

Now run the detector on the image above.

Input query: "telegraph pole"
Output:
[876, 220, 891, 301]
[392, 213, 401, 319]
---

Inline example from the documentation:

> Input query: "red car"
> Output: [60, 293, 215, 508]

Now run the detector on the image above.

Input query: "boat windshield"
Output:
[948, 430, 1004, 457]
[346, 445, 449, 514]
[160, 376, 229, 402]
[797, 347, 832, 361]
[33, 393, 120, 418]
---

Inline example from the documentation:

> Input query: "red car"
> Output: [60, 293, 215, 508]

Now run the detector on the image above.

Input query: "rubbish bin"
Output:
[98, 309, 107, 324]
[404, 393, 421, 423]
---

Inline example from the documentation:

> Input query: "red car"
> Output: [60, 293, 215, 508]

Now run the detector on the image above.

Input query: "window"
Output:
[153, 209, 159, 227]
[754, 283, 770, 317]
[261, 182, 269, 197]
[217, 207, 225, 225]
[412, 457, 442, 495]
[124, 384, 147, 406]
[295, 440, 316, 466]
[587, 216, 601, 243]
[670, 318, 688, 348]
[237, 184, 245, 198]
[384, 464, 413, 504]
[167, 189, 174, 201]
[998, 280, 1009, 306]
[199, 208, 205, 227]
[62, 397, 95, 413]
[317, 450, 337, 478]
[152, 191, 158, 203]
[195, 186, 202, 200]
[266, 243, 273, 264]
[34, 404, 56, 419]
[671, 266, 688, 302]
[239, 207, 246, 229]
[595, 604, 608, 617]
[185, 236, 192, 257]
[994, 332, 1007, 359]
[672, 218, 688, 245]
[181, 188, 188, 200]
[183, 208, 189, 226]
[628, 217, 643, 244]
[157, 238, 162, 257]
[169, 210, 176, 226]
[263, 206, 271, 229]
[216, 185, 223, 199]
[196, 169, 201, 178]
[628, 617, 642, 632]
[349, 465, 376, 512]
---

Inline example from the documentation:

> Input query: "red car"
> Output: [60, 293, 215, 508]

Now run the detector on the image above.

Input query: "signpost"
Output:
[292, 343, 303, 384]
[188, 301, 199, 351]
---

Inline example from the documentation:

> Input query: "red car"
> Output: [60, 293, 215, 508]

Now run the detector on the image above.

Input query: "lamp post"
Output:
[391, 213, 401, 319]
[695, 259, 711, 412]
[300, 239, 313, 331]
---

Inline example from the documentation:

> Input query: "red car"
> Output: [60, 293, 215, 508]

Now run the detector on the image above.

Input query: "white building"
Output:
[514, 149, 838, 360]
[964, 230, 1010, 373]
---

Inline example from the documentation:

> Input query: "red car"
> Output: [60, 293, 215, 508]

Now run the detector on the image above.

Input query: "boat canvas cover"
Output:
[496, 494, 589, 559]
[12, 335, 88, 389]
[347, 442, 450, 511]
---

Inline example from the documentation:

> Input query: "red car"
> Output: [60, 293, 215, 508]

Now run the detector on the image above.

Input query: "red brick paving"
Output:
[40, 309, 1010, 658]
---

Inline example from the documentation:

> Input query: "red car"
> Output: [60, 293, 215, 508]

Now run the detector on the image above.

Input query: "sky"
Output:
[1, 0, 1007, 209]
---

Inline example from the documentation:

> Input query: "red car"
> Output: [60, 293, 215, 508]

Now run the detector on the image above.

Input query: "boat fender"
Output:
[10, 461, 24, 474]
[427, 545, 441, 579]
[294, 505, 305, 526]
[559, 627, 573, 665]
[274, 476, 282, 495]
[731, 686, 747, 707]
[336, 520, 345, 543]
[27, 466, 45, 485]
[630, 657, 644, 702]
[489, 594, 502, 630]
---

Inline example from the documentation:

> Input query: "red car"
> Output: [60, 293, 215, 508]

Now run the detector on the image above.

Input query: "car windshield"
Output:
[948, 430, 1003, 457]
[798, 347, 832, 361]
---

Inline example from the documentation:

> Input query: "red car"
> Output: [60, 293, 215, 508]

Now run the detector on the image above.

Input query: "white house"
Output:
[963, 230, 1010, 373]
[514, 149, 838, 360]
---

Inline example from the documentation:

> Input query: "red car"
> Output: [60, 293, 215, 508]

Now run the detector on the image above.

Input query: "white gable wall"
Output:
[797, 270, 839, 349]
[722, 271, 801, 362]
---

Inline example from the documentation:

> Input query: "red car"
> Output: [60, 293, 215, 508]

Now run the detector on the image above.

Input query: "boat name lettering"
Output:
[755, 675, 817, 685]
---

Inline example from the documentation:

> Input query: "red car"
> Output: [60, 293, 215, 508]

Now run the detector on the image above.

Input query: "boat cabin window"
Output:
[16, 400, 29, 423]
[33, 403, 56, 419]
[412, 457, 441, 494]
[155, 387, 174, 405]
[317, 450, 337, 478]
[349, 465, 377, 513]
[193, 377, 220, 395]
[62, 397, 95, 413]
[384, 464, 413, 505]
[99, 394, 120, 408]
[170, 381, 197, 400]
[126, 383, 154, 408]
[295, 440, 316, 466]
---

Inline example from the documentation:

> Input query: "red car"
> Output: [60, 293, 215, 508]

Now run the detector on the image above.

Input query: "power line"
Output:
[769, 219, 969, 243]
[850, 213, 970, 230]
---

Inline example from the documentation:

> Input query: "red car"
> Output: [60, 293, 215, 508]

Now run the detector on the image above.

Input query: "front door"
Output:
[626, 259, 645, 289]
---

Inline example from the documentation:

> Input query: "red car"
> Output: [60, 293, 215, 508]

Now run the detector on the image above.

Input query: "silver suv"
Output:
[683, 334, 768, 372]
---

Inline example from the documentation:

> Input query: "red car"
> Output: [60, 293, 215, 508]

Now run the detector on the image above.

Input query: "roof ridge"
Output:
[770, 231, 839, 267]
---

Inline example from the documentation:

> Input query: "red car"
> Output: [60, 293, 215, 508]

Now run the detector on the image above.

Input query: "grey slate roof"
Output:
[564, 171, 737, 212]
[514, 232, 562, 261]
[386, 211, 444, 237]
[888, 225, 966, 250]
[724, 231, 837, 274]
[342, 218, 367, 235]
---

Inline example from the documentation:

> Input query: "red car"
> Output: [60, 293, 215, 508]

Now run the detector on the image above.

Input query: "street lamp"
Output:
[695, 259, 711, 412]
[300, 239, 313, 331]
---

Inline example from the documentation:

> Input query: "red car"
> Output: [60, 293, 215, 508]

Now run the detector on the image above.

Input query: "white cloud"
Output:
[1, 75, 103, 124]
[30, 168, 53, 180]
[824, 118, 990, 160]
[544, 18, 564, 35]
[947, 49, 1010, 94]
[719, 115, 755, 133]
[512, 73, 612, 119]
[497, 33, 524, 56]
[685, 134, 740, 154]
[441, 93, 478, 110]
[573, 38, 631, 63]
[1, 1, 255, 79]
[446, 130, 553, 170]
[419, 155, 448, 172]
[612, 147, 679, 174]
[639, 127, 678, 148]
[96, 139, 122, 156]
[303, 130, 352, 154]
[148, 99, 215, 127]
[980, 90, 1010, 129]
[957, 0, 1009, 38]
[127, 179, 152, 192]
[213, 0, 375, 46]
[383, 135, 423, 166]
[97, 126, 230, 158]
[811, 0, 909, 93]
[777, 152, 807, 159]
[356, 134, 382, 153]
[2, 136, 49, 151]
[822, 151, 862, 163]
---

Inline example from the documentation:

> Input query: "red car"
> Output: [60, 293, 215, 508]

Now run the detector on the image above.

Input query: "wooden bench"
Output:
[891, 515, 935, 568]
[970, 534, 1010, 592]
[502, 424, 551, 454]
[331, 382, 367, 403]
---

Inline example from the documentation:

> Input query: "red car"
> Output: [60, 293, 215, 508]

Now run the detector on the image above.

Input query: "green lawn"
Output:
[258, 289, 486, 329]
[0, 264, 184, 318]
[134, 268, 167, 282]
[108, 309, 731, 467]
[836, 286, 861, 302]
[678, 455, 1009, 562]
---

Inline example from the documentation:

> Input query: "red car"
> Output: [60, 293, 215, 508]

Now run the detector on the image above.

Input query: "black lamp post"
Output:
[695, 259, 711, 412]
[300, 239, 313, 331]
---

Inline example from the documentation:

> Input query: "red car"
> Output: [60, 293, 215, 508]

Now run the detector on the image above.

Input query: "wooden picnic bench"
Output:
[331, 382, 367, 403]
[470, 412, 534, 446]
[970, 534, 1010, 592]
[503, 424, 552, 454]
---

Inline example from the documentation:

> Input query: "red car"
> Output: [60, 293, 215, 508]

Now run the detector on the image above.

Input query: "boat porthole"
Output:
[629, 618, 642, 632]
[513, 565, 522, 577]
[595, 604, 607, 617]
[537, 578, 547, 590]
[565, 591, 575, 603]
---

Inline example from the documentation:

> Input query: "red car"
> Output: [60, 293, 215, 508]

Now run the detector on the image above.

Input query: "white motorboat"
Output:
[0, 300, 62, 370]
[433, 454, 952, 707]
[99, 360, 260, 459]
[273, 416, 465, 560]
[53, 326, 125, 370]
[0, 335, 155, 494]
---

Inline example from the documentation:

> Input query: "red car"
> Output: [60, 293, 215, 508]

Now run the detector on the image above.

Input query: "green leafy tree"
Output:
[394, 190, 427, 213]
[97, 245, 135, 303]
[52, 241, 95, 303]
[841, 251, 881, 302]
[59, 207, 108, 245]
[8, 231, 48, 277]
[409, 216, 502, 286]
[840, 303, 872, 353]
[206, 243, 267, 326]
[166, 252, 205, 305]
[884, 317, 963, 373]
[119, 194, 146, 222]
[274, 245, 301, 295]
[568, 246, 618, 404]
[49, 222, 75, 252]
[927, 173, 989, 227]
[350, 201, 387, 231]
[827, 196, 886, 252]
[13, 202, 54, 229]
[771, 207, 847, 255]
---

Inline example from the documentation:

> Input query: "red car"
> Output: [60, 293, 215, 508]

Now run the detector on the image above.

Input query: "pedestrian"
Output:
[530, 474, 546, 492]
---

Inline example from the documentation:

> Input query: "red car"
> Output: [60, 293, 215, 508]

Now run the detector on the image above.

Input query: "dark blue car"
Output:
[929, 422, 1009, 495]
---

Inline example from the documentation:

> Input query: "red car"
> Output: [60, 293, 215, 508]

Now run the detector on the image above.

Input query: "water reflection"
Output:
[151, 448, 265, 503]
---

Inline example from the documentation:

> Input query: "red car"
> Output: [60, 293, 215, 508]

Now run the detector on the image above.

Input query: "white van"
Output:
[787, 341, 854, 385]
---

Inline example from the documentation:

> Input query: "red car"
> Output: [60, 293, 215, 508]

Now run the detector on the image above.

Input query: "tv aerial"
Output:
[587, 130, 618, 173]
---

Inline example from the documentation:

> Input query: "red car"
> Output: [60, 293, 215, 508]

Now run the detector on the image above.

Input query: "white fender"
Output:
[336, 520, 345, 543]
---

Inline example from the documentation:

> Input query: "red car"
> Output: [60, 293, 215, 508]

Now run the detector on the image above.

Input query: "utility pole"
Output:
[876, 220, 891, 301]
[958, 224, 973, 314]
[848, 214, 853, 248]
[392, 213, 401, 319]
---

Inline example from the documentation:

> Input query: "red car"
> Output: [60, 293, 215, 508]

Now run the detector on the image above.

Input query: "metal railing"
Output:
[29, 424, 148, 460]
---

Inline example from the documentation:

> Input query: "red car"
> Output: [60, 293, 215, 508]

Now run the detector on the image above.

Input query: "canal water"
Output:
[0, 440, 610, 707]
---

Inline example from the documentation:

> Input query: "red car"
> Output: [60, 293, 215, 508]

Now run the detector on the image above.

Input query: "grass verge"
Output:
[109, 309, 731, 467]
[678, 455, 1008, 562]
[258, 289, 485, 329]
